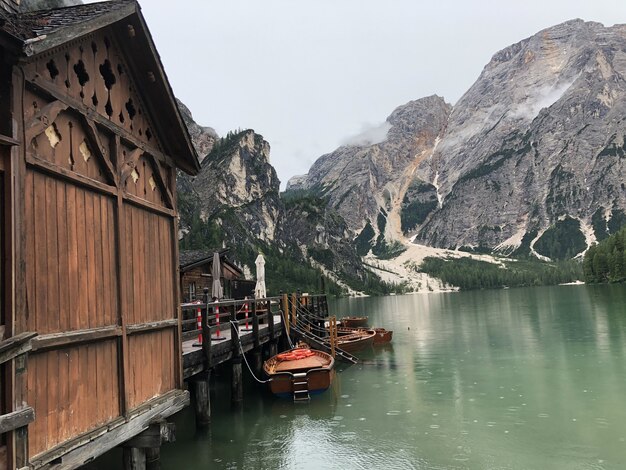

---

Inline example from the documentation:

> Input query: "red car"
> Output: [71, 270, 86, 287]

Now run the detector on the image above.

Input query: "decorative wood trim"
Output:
[31, 327, 122, 353]
[123, 193, 176, 218]
[31, 390, 189, 470]
[121, 148, 144, 184]
[0, 407, 35, 434]
[79, 116, 118, 187]
[24, 100, 68, 145]
[25, 153, 117, 197]
[25, 77, 177, 169]
[125, 319, 178, 335]
[0, 332, 37, 364]
[143, 153, 173, 209]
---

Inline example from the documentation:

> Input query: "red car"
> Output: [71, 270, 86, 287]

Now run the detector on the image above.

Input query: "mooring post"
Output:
[146, 448, 161, 470]
[252, 350, 263, 375]
[231, 320, 243, 404]
[231, 357, 243, 404]
[192, 370, 211, 427]
[269, 340, 278, 357]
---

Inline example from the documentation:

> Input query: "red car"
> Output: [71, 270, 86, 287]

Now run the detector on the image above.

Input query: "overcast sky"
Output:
[102, 0, 626, 187]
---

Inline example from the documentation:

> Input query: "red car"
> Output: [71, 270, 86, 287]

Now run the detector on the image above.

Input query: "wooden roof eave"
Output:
[16, 2, 200, 176]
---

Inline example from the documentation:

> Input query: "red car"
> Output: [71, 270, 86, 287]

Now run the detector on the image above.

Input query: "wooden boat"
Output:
[263, 347, 335, 400]
[337, 326, 393, 344]
[341, 316, 368, 328]
[371, 328, 393, 344]
[329, 329, 376, 352]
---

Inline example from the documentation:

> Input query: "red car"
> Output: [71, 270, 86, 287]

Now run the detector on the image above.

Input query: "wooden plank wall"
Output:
[17, 28, 183, 460]
[24, 171, 118, 335]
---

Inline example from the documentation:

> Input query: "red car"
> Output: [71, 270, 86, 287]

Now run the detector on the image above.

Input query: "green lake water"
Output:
[95, 284, 626, 469]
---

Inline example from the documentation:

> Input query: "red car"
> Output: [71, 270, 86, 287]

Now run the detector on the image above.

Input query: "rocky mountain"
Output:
[176, 99, 218, 161]
[175, 113, 386, 294]
[415, 19, 626, 259]
[287, 96, 451, 257]
[289, 19, 626, 261]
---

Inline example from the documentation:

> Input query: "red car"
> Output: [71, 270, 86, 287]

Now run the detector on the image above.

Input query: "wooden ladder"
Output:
[292, 373, 310, 402]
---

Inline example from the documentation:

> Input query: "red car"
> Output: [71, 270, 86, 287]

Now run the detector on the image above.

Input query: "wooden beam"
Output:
[79, 116, 118, 187]
[25, 153, 117, 197]
[0, 407, 34, 434]
[123, 193, 176, 218]
[0, 133, 19, 146]
[31, 326, 122, 353]
[0, 332, 36, 364]
[32, 390, 189, 470]
[24, 100, 68, 145]
[121, 422, 176, 448]
[125, 320, 178, 335]
[142, 153, 173, 209]
[113, 134, 130, 417]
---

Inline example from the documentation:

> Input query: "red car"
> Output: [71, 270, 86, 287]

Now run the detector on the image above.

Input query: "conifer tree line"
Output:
[583, 226, 626, 283]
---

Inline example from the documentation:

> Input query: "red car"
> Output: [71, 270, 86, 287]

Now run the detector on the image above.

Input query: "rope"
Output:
[229, 321, 270, 384]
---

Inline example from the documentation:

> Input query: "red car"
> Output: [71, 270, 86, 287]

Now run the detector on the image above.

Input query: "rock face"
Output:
[415, 20, 626, 259]
[291, 20, 626, 261]
[287, 96, 452, 246]
[193, 130, 283, 243]
[177, 99, 218, 160]
[177, 124, 374, 292]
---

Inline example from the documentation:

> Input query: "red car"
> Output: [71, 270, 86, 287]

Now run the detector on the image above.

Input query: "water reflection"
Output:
[88, 285, 626, 469]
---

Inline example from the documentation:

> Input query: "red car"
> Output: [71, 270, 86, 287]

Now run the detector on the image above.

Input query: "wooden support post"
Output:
[192, 371, 211, 428]
[282, 293, 289, 337]
[252, 303, 260, 349]
[267, 301, 275, 340]
[231, 357, 243, 404]
[291, 293, 297, 329]
[146, 448, 161, 470]
[123, 447, 147, 470]
[252, 350, 263, 376]
[201, 304, 212, 368]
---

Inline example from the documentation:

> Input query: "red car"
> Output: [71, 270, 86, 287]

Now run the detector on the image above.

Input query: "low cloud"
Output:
[342, 121, 392, 147]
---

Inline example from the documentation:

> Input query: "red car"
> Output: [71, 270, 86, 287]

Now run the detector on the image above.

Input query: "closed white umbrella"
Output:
[254, 254, 266, 299]
[211, 252, 223, 300]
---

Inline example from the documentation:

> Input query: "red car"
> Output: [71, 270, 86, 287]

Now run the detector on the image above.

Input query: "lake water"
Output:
[101, 284, 626, 469]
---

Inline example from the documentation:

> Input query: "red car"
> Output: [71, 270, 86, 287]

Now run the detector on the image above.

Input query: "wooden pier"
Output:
[178, 293, 332, 426]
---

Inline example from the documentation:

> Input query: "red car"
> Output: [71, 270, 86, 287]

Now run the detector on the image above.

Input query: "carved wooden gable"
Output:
[22, 29, 174, 209]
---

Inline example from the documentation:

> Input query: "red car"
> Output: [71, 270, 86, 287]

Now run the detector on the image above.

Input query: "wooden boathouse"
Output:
[0, 1, 200, 468]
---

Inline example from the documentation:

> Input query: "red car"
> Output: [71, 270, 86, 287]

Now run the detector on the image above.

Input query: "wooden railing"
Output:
[180, 293, 330, 370]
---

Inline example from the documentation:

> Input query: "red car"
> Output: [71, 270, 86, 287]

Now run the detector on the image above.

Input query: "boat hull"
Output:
[268, 369, 335, 397]
[263, 348, 335, 399]
[372, 328, 393, 344]
[341, 317, 368, 328]
[330, 329, 376, 352]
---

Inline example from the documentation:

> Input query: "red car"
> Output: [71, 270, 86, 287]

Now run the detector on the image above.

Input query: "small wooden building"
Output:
[0, 1, 199, 468]
[179, 249, 252, 302]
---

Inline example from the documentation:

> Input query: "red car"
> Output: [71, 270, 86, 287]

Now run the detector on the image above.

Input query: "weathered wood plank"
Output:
[25, 153, 117, 198]
[0, 332, 36, 364]
[33, 391, 189, 470]
[125, 320, 177, 335]
[31, 326, 122, 352]
[0, 407, 35, 434]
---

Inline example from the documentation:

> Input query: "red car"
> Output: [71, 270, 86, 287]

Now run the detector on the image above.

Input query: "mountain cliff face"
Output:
[415, 19, 626, 259]
[176, 99, 218, 161]
[193, 130, 283, 244]
[176, 118, 382, 293]
[289, 19, 626, 261]
[287, 96, 451, 250]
